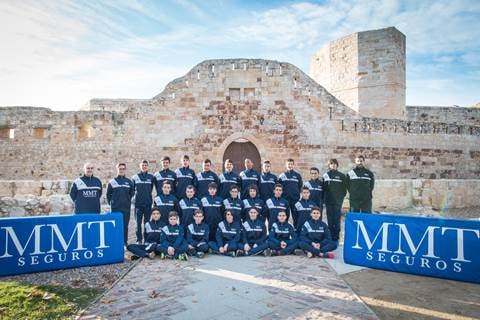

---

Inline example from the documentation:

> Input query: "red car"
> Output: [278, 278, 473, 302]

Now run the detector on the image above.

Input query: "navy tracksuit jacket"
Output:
[304, 179, 324, 208]
[159, 224, 188, 256]
[107, 176, 134, 243]
[241, 219, 268, 255]
[178, 196, 202, 226]
[201, 195, 224, 241]
[239, 169, 260, 199]
[299, 219, 337, 254]
[196, 170, 219, 199]
[153, 193, 178, 224]
[209, 220, 242, 252]
[293, 198, 317, 232]
[242, 197, 266, 221]
[268, 221, 297, 255]
[265, 196, 290, 228]
[69, 175, 102, 214]
[223, 197, 243, 222]
[174, 166, 197, 199]
[154, 169, 177, 194]
[278, 170, 303, 224]
[126, 219, 164, 257]
[132, 172, 155, 206]
[259, 172, 277, 202]
[218, 171, 240, 199]
[186, 222, 210, 253]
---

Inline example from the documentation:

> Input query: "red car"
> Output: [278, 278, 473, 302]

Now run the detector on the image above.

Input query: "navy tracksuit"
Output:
[196, 170, 219, 199]
[126, 219, 164, 257]
[259, 172, 277, 202]
[222, 197, 243, 222]
[186, 222, 210, 254]
[159, 224, 188, 258]
[268, 222, 297, 255]
[241, 219, 268, 255]
[239, 169, 260, 199]
[154, 169, 177, 195]
[201, 195, 224, 241]
[242, 197, 266, 221]
[323, 170, 347, 241]
[107, 176, 134, 244]
[218, 171, 240, 199]
[175, 167, 197, 199]
[265, 196, 290, 229]
[346, 167, 375, 213]
[304, 179, 324, 209]
[208, 220, 241, 254]
[132, 171, 155, 242]
[69, 175, 102, 214]
[299, 219, 337, 255]
[278, 170, 303, 226]
[153, 193, 178, 225]
[293, 198, 317, 233]
[178, 197, 202, 226]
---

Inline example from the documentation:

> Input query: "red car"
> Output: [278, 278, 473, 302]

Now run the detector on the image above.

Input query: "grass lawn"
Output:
[0, 281, 103, 320]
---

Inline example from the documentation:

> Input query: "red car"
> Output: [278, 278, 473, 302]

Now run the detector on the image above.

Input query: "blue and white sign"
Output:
[344, 212, 480, 284]
[0, 213, 124, 277]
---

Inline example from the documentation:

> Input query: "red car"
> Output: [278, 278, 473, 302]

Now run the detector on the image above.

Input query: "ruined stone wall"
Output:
[0, 59, 479, 185]
[406, 105, 480, 127]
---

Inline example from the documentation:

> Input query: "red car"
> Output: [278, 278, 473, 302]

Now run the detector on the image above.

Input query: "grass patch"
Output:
[0, 281, 103, 320]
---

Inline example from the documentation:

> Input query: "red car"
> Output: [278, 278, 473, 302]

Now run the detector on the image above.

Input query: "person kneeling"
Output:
[127, 208, 164, 260]
[240, 208, 269, 256]
[208, 210, 241, 257]
[159, 211, 189, 260]
[268, 210, 297, 256]
[298, 207, 337, 258]
[186, 209, 210, 258]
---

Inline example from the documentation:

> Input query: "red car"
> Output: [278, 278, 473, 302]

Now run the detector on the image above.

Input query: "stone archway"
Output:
[222, 139, 261, 174]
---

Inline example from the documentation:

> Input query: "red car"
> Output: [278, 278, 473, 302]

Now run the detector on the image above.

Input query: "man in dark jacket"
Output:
[107, 163, 135, 246]
[132, 160, 155, 244]
[154, 156, 177, 195]
[69, 162, 102, 214]
[278, 158, 303, 226]
[346, 155, 375, 213]
[323, 158, 347, 242]
[175, 155, 197, 199]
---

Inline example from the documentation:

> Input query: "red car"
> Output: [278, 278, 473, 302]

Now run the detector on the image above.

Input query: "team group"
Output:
[69, 155, 375, 260]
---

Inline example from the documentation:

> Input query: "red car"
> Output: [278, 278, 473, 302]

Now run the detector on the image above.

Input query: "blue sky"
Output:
[0, 0, 479, 110]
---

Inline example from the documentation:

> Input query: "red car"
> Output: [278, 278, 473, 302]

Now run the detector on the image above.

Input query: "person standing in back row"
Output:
[278, 158, 303, 227]
[175, 155, 197, 199]
[346, 155, 374, 213]
[323, 159, 347, 243]
[132, 160, 155, 244]
[69, 162, 102, 214]
[239, 158, 260, 199]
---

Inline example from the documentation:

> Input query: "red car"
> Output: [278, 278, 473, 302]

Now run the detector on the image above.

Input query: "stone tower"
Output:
[310, 27, 406, 119]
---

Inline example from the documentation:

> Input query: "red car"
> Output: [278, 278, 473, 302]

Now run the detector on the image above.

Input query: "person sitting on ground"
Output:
[298, 207, 337, 258]
[268, 210, 298, 256]
[239, 207, 269, 256]
[208, 210, 241, 257]
[159, 211, 189, 260]
[186, 209, 210, 258]
[126, 208, 164, 260]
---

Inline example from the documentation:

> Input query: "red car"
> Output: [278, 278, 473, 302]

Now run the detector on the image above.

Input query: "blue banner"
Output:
[0, 213, 124, 277]
[344, 212, 480, 284]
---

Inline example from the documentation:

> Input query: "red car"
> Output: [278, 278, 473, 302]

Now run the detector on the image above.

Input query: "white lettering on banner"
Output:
[441, 227, 480, 262]
[352, 220, 392, 253]
[0, 225, 44, 257]
[395, 224, 440, 258]
[88, 220, 116, 249]
[47, 223, 87, 253]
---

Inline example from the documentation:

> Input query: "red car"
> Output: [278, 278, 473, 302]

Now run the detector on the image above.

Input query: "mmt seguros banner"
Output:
[344, 212, 480, 284]
[0, 213, 124, 276]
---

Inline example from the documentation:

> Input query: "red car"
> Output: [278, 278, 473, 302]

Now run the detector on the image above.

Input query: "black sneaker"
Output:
[236, 250, 245, 257]
[196, 251, 205, 258]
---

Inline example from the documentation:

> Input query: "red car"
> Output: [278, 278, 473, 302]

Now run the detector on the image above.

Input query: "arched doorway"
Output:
[223, 139, 261, 174]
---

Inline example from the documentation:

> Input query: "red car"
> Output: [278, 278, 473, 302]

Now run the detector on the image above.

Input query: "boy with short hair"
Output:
[259, 160, 277, 202]
[153, 181, 178, 225]
[218, 159, 240, 199]
[304, 167, 324, 209]
[154, 156, 177, 195]
[175, 155, 197, 199]
[223, 185, 243, 222]
[127, 208, 164, 260]
[178, 185, 202, 227]
[268, 210, 297, 255]
[298, 207, 337, 258]
[346, 155, 374, 213]
[278, 158, 303, 227]
[208, 210, 241, 257]
[242, 185, 266, 222]
[323, 159, 347, 243]
[200, 182, 224, 241]
[159, 211, 189, 260]
[239, 158, 260, 199]
[186, 210, 210, 258]
[196, 159, 219, 199]
[132, 160, 156, 244]
[240, 208, 269, 256]
[265, 184, 290, 229]
[294, 186, 316, 233]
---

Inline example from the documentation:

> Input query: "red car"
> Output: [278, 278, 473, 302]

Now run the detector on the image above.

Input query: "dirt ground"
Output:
[340, 207, 480, 320]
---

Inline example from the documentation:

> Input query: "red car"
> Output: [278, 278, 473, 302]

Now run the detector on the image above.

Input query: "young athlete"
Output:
[218, 159, 240, 199]
[153, 181, 177, 225]
[304, 167, 324, 209]
[200, 182, 223, 241]
[186, 209, 210, 258]
[259, 160, 277, 202]
[222, 185, 243, 222]
[159, 211, 189, 260]
[265, 184, 290, 229]
[196, 159, 219, 199]
[323, 159, 347, 243]
[278, 158, 303, 226]
[293, 186, 316, 233]
[268, 210, 297, 255]
[178, 185, 202, 227]
[208, 210, 242, 257]
[240, 207, 269, 256]
[126, 208, 164, 260]
[242, 185, 266, 222]
[175, 155, 197, 199]
[298, 207, 337, 258]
